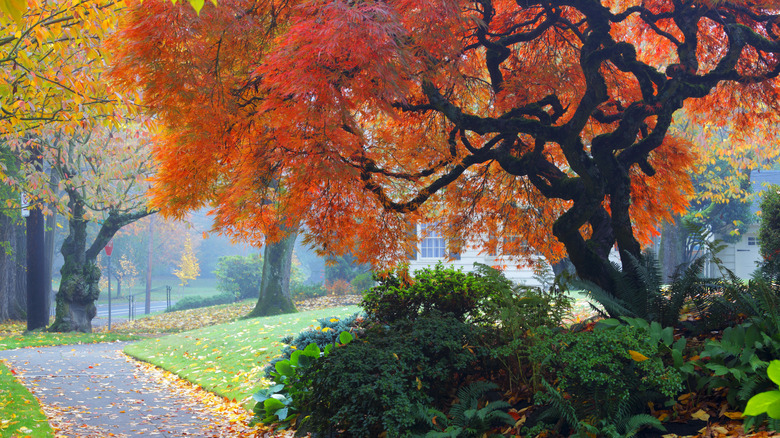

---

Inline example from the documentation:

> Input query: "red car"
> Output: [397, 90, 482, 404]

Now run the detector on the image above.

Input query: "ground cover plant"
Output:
[124, 305, 360, 409]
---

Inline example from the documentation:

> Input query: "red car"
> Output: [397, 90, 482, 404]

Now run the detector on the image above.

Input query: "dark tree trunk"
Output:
[245, 225, 298, 318]
[27, 201, 48, 331]
[48, 191, 154, 333]
[0, 214, 27, 322]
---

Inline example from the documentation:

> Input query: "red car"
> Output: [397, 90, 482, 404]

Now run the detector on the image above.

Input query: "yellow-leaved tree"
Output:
[174, 235, 200, 286]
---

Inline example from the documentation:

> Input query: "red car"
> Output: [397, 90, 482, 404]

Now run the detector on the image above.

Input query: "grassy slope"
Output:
[124, 306, 362, 409]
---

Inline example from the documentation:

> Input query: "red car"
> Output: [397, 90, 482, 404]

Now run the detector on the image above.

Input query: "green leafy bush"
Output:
[252, 333, 355, 428]
[214, 254, 263, 300]
[527, 324, 681, 434]
[165, 292, 235, 312]
[298, 314, 485, 437]
[361, 263, 505, 325]
[744, 359, 780, 431]
[482, 270, 573, 391]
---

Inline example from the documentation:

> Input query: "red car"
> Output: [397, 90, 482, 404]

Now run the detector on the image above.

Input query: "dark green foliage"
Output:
[418, 381, 514, 438]
[578, 250, 726, 328]
[695, 322, 775, 409]
[165, 292, 235, 312]
[361, 263, 506, 325]
[481, 269, 573, 391]
[299, 314, 484, 437]
[528, 324, 682, 432]
[290, 282, 326, 300]
[759, 185, 780, 281]
[214, 254, 263, 300]
[264, 313, 363, 377]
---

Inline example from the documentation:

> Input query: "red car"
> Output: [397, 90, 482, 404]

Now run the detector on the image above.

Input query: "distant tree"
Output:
[215, 253, 263, 300]
[174, 235, 200, 286]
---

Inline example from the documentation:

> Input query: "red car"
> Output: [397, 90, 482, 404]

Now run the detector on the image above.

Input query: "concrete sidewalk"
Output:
[0, 342, 252, 437]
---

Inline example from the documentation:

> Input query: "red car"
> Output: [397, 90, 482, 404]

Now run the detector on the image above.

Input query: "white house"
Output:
[712, 169, 780, 279]
[406, 223, 544, 286]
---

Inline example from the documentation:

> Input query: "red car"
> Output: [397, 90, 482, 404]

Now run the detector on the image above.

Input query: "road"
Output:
[95, 300, 175, 320]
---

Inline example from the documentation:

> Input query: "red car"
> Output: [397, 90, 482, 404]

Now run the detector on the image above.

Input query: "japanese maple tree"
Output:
[111, 0, 780, 301]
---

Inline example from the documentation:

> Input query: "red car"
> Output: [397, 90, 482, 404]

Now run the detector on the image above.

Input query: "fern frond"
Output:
[621, 413, 665, 437]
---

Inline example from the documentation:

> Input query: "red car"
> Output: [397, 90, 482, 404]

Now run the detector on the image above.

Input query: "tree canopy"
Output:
[110, 0, 780, 297]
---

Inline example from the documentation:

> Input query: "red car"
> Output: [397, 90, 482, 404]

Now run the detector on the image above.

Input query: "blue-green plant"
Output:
[694, 322, 776, 408]
[264, 313, 363, 377]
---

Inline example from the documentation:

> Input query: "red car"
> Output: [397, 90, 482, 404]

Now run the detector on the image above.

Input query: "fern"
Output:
[421, 381, 514, 438]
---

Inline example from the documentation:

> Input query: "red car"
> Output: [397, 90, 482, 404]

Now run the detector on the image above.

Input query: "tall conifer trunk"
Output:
[0, 214, 27, 321]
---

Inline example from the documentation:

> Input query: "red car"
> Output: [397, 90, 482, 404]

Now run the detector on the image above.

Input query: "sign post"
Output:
[104, 241, 114, 330]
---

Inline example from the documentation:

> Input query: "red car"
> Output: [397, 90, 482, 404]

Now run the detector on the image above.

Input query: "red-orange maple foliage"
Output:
[109, 0, 780, 297]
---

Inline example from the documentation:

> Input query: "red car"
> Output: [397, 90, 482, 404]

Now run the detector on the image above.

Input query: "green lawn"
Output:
[124, 305, 362, 409]
[0, 362, 53, 438]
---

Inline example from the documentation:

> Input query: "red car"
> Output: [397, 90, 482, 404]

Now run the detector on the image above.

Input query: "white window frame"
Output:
[420, 224, 446, 258]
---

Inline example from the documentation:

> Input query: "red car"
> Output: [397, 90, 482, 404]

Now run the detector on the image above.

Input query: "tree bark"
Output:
[27, 200, 48, 331]
[48, 191, 154, 332]
[0, 214, 27, 322]
[245, 225, 298, 318]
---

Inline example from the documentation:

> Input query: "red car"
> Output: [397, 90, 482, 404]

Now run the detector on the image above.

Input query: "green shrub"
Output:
[528, 324, 681, 434]
[361, 263, 505, 325]
[214, 254, 263, 300]
[252, 333, 355, 428]
[481, 270, 573, 391]
[298, 314, 485, 437]
[165, 292, 235, 312]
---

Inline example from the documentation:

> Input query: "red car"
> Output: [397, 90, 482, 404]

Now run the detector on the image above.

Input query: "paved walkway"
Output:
[0, 342, 258, 437]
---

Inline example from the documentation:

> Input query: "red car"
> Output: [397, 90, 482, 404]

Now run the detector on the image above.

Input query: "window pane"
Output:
[420, 224, 445, 258]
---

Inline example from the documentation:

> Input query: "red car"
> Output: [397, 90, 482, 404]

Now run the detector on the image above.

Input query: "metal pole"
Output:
[107, 253, 112, 330]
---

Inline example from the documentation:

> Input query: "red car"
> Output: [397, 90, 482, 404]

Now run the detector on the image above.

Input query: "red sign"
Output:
[104, 240, 114, 256]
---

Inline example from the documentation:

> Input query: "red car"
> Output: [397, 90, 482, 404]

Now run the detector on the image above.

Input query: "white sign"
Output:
[21, 193, 29, 218]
